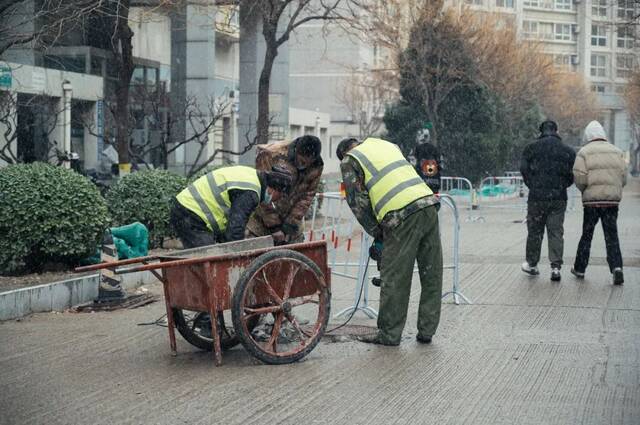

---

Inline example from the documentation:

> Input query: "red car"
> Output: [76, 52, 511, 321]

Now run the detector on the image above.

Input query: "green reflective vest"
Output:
[176, 166, 261, 233]
[347, 138, 433, 222]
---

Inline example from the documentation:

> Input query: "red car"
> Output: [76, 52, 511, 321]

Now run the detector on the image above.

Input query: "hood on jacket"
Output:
[583, 120, 607, 144]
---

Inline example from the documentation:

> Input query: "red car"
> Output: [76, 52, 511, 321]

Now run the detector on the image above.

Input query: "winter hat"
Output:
[583, 120, 607, 144]
[264, 166, 293, 192]
[295, 135, 322, 158]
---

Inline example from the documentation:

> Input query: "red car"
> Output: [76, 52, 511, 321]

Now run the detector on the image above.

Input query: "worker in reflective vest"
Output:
[337, 137, 443, 346]
[170, 166, 293, 249]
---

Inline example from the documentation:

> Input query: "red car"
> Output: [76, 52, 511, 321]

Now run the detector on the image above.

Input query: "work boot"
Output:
[356, 333, 399, 346]
[521, 262, 539, 276]
[416, 334, 432, 344]
[613, 268, 624, 286]
[571, 267, 585, 279]
[550, 267, 561, 282]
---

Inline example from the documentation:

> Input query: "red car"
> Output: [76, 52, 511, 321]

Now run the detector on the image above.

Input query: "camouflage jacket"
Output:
[340, 156, 439, 240]
[247, 140, 324, 236]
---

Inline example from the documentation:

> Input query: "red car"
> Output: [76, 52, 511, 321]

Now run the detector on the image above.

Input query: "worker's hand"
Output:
[369, 239, 383, 262]
[272, 231, 286, 245]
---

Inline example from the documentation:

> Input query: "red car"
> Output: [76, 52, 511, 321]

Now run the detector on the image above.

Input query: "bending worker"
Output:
[170, 165, 293, 249]
[336, 137, 443, 346]
[246, 135, 324, 244]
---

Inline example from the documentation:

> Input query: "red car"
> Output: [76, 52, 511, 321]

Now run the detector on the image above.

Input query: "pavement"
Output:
[1, 179, 639, 425]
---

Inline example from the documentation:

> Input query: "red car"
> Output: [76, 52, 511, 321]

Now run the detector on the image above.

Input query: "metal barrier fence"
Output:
[303, 191, 471, 319]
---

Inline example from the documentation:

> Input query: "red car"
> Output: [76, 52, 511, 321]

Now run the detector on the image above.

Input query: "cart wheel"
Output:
[231, 249, 330, 365]
[173, 310, 243, 351]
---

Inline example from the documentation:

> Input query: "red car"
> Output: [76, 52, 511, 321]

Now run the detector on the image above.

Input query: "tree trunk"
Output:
[256, 45, 277, 145]
[114, 6, 134, 170]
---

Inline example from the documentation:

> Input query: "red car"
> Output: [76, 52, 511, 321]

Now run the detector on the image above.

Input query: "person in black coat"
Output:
[520, 120, 576, 281]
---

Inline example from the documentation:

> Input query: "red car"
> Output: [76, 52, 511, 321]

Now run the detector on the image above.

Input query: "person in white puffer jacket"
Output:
[571, 120, 627, 285]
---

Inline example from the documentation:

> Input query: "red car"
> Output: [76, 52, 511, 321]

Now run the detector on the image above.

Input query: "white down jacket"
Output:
[573, 121, 627, 205]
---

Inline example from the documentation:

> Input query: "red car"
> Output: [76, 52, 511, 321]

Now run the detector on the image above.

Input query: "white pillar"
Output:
[83, 102, 98, 170]
[61, 80, 72, 168]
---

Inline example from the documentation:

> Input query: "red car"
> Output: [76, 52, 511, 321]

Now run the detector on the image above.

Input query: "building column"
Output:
[171, 0, 217, 174]
[238, 6, 290, 165]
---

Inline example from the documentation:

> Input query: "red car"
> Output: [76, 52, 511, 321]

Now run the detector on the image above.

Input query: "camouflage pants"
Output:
[525, 200, 567, 268]
[377, 206, 443, 344]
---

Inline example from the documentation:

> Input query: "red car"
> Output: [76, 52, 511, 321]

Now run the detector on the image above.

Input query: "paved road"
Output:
[1, 180, 639, 425]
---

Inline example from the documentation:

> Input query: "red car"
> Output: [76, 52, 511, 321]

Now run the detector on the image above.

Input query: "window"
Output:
[590, 54, 607, 77]
[592, 0, 608, 18]
[554, 23, 573, 41]
[539, 23, 554, 40]
[523, 21, 538, 39]
[617, 26, 635, 49]
[591, 85, 606, 94]
[555, 0, 571, 10]
[523, 0, 540, 7]
[616, 54, 635, 78]
[615, 85, 627, 94]
[553, 54, 571, 68]
[618, 0, 635, 20]
[591, 25, 607, 46]
[465, 0, 483, 5]
[496, 0, 514, 7]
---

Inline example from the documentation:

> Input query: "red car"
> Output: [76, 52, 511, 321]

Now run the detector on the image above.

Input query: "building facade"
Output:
[458, 0, 639, 152]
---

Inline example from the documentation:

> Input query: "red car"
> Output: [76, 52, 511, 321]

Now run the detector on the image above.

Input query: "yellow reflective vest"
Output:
[176, 166, 261, 232]
[347, 138, 433, 222]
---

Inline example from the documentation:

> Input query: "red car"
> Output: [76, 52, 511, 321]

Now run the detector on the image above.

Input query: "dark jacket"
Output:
[520, 133, 576, 201]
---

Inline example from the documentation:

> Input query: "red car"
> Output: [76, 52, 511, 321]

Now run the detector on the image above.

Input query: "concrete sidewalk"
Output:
[1, 180, 638, 425]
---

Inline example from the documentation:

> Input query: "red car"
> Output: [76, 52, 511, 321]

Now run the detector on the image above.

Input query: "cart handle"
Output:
[115, 240, 328, 275]
[74, 255, 160, 273]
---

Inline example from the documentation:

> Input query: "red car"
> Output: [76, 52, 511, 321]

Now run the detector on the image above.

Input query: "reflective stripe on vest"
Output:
[347, 138, 432, 222]
[176, 166, 261, 232]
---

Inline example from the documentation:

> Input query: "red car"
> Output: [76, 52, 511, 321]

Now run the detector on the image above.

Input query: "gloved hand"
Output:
[272, 230, 286, 245]
[368, 238, 383, 262]
[281, 223, 299, 237]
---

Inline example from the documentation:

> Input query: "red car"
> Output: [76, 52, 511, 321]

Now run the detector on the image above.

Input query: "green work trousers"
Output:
[377, 205, 443, 344]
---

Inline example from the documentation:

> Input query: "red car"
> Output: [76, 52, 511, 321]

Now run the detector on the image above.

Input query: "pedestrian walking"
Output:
[245, 135, 323, 244]
[520, 120, 576, 281]
[170, 165, 292, 249]
[336, 137, 442, 346]
[571, 120, 627, 285]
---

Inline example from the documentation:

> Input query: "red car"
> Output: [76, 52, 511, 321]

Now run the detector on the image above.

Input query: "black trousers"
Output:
[574, 206, 623, 273]
[170, 200, 220, 249]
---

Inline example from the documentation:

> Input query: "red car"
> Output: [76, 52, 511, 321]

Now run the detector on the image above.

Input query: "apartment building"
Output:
[460, 0, 638, 152]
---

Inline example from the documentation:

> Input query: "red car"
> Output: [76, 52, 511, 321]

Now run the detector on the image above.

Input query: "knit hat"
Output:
[264, 166, 293, 192]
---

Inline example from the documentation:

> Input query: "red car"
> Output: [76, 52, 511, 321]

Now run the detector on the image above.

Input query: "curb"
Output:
[0, 270, 158, 321]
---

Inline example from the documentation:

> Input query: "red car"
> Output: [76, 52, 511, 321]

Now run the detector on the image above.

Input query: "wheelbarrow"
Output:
[75, 237, 331, 366]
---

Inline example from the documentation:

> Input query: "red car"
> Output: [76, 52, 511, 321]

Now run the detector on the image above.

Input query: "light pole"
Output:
[61, 80, 73, 169]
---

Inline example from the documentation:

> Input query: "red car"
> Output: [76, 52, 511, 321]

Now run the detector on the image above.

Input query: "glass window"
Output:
[555, 23, 572, 41]
[617, 0, 635, 20]
[591, 85, 606, 94]
[592, 0, 608, 17]
[617, 26, 635, 49]
[591, 25, 607, 46]
[496, 0, 515, 7]
[524, 0, 540, 7]
[555, 0, 571, 10]
[539, 23, 554, 40]
[590, 54, 607, 77]
[616, 54, 635, 78]
[523, 21, 538, 39]
[554, 54, 571, 69]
